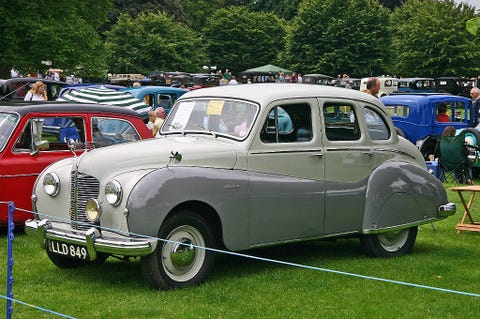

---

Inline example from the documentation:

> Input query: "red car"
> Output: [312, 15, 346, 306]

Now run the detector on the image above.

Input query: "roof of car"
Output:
[397, 77, 435, 81]
[121, 86, 189, 95]
[0, 101, 145, 118]
[178, 83, 379, 105]
[381, 93, 470, 104]
[0, 77, 66, 86]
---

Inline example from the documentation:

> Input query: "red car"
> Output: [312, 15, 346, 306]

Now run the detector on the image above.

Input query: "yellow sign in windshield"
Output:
[207, 100, 224, 115]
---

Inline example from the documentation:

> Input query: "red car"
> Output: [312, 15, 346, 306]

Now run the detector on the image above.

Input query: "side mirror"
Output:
[31, 140, 49, 156]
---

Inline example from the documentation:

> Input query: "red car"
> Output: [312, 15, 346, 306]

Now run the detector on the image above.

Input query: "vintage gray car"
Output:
[25, 84, 455, 290]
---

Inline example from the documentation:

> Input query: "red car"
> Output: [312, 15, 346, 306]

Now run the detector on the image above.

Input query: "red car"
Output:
[0, 102, 153, 225]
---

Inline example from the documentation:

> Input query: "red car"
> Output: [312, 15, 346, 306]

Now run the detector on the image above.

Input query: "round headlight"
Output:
[43, 173, 60, 197]
[85, 199, 102, 222]
[105, 180, 122, 206]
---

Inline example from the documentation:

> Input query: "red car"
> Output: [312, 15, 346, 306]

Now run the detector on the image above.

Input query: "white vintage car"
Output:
[26, 84, 455, 290]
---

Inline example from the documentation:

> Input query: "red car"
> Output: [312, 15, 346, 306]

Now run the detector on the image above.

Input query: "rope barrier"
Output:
[0, 295, 77, 319]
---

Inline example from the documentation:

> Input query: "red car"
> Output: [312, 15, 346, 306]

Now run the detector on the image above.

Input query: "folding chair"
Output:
[436, 131, 472, 184]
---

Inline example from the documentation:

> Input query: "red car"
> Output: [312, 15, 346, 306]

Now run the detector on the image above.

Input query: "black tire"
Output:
[418, 136, 438, 160]
[360, 226, 418, 257]
[46, 250, 108, 268]
[141, 210, 216, 290]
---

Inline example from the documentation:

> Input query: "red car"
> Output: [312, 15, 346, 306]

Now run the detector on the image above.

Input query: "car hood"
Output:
[76, 135, 238, 173]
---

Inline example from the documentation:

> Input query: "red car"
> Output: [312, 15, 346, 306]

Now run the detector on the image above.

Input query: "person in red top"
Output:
[436, 103, 450, 122]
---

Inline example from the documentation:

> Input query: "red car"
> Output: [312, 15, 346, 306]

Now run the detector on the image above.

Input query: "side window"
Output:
[323, 103, 360, 141]
[364, 108, 390, 141]
[385, 105, 409, 117]
[260, 104, 312, 143]
[436, 102, 465, 123]
[92, 117, 141, 148]
[14, 117, 85, 152]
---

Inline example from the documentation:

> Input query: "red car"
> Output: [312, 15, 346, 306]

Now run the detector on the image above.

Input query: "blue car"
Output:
[381, 93, 479, 159]
[121, 86, 188, 115]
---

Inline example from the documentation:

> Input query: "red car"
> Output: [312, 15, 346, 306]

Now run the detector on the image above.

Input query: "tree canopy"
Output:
[104, 12, 208, 74]
[282, 0, 392, 77]
[1, 0, 479, 79]
[202, 6, 286, 74]
[391, 0, 480, 77]
[0, 0, 112, 77]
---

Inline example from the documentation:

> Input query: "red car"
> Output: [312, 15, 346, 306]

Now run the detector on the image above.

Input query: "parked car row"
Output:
[300, 75, 478, 97]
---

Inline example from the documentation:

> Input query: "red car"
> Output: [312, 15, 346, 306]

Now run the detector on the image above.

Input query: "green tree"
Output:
[110, 0, 187, 24]
[0, 0, 112, 78]
[244, 0, 302, 20]
[282, 0, 392, 77]
[182, 0, 227, 30]
[391, 0, 480, 77]
[202, 6, 286, 75]
[105, 12, 208, 74]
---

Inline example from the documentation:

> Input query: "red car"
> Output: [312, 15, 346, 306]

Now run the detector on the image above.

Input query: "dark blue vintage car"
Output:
[380, 93, 479, 159]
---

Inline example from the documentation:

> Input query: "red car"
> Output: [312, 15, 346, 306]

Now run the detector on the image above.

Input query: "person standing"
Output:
[147, 109, 164, 137]
[228, 75, 238, 85]
[223, 68, 231, 81]
[363, 77, 380, 97]
[470, 87, 480, 124]
[24, 81, 47, 101]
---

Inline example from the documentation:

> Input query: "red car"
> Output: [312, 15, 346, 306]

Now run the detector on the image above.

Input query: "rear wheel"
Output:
[141, 210, 216, 290]
[360, 226, 418, 257]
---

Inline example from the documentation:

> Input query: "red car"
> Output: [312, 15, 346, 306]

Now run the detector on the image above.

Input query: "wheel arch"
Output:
[166, 200, 224, 248]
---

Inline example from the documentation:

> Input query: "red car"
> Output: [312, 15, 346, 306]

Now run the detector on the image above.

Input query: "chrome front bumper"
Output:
[25, 219, 156, 261]
[438, 202, 456, 218]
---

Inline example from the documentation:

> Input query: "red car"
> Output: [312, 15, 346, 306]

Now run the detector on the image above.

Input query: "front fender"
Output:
[126, 167, 250, 250]
[363, 161, 449, 233]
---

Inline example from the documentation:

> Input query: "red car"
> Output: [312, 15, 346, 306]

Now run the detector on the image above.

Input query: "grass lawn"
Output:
[1, 181, 480, 319]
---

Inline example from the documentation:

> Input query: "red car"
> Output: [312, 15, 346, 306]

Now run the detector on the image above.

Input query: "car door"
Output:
[247, 98, 325, 246]
[0, 115, 86, 221]
[321, 100, 374, 235]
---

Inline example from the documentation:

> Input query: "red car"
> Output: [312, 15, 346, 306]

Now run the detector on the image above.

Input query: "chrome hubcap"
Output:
[161, 225, 205, 282]
[377, 229, 409, 252]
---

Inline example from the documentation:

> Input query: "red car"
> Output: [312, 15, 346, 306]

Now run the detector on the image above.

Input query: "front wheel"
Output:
[141, 210, 216, 290]
[360, 226, 418, 257]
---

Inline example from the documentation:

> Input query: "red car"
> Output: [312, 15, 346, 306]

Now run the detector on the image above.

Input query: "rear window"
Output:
[385, 105, 410, 118]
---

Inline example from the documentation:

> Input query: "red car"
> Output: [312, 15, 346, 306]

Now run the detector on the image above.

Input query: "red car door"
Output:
[0, 114, 86, 225]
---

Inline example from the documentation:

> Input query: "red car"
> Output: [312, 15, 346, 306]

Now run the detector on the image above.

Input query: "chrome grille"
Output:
[70, 172, 100, 230]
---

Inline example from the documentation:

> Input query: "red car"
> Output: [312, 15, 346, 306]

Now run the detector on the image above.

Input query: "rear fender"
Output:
[363, 161, 448, 233]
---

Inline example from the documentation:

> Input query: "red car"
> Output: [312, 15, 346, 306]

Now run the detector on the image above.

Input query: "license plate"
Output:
[47, 240, 89, 260]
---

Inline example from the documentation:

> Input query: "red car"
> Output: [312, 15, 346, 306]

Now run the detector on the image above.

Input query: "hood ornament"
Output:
[169, 151, 182, 164]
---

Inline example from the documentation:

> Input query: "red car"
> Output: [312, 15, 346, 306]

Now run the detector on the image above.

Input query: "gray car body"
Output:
[28, 84, 452, 254]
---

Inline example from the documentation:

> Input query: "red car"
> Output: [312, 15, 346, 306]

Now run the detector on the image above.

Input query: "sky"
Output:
[455, 0, 479, 10]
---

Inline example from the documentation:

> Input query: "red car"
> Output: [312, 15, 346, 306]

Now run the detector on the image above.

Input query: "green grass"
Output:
[1, 182, 480, 319]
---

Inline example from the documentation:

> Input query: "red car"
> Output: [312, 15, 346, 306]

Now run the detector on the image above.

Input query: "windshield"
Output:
[162, 99, 258, 139]
[0, 113, 19, 151]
